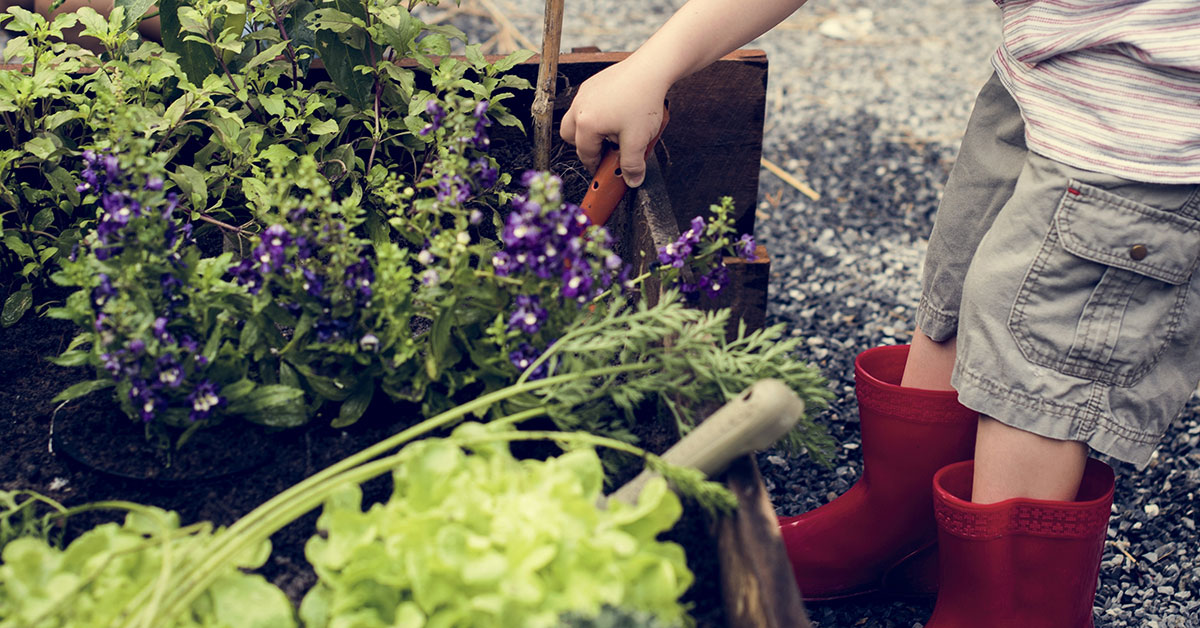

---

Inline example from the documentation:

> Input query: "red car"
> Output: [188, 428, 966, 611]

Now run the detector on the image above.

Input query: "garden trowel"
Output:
[580, 103, 670, 226]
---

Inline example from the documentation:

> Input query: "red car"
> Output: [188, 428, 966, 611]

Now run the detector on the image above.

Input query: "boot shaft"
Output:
[928, 459, 1115, 628]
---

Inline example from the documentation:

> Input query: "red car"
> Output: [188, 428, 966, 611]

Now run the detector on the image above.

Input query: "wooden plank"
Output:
[716, 456, 813, 628]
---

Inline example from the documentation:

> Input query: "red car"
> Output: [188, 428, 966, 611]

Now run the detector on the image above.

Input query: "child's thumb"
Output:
[619, 150, 646, 188]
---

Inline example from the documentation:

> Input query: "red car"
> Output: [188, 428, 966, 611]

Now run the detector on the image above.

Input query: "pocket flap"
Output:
[1055, 182, 1200, 285]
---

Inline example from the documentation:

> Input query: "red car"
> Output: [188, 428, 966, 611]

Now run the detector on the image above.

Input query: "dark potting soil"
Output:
[0, 309, 728, 626]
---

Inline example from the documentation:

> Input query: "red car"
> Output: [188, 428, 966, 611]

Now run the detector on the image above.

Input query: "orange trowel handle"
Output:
[580, 104, 670, 226]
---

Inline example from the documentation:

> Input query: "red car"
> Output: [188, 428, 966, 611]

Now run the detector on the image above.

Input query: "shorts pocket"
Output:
[1008, 181, 1200, 387]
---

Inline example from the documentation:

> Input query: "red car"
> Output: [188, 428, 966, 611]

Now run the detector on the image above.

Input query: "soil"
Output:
[0, 295, 728, 626]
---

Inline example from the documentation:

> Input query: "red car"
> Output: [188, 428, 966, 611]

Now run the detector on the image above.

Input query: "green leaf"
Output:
[3, 233, 34, 260]
[310, 0, 373, 109]
[331, 380, 372, 428]
[259, 93, 287, 118]
[23, 136, 56, 161]
[492, 48, 534, 74]
[51, 379, 115, 404]
[425, 297, 456, 380]
[464, 43, 486, 70]
[220, 378, 256, 402]
[30, 208, 53, 231]
[44, 166, 80, 206]
[1, 286, 33, 327]
[114, 0, 157, 32]
[171, 164, 208, 211]
[74, 6, 110, 38]
[159, 0, 217, 82]
[298, 368, 352, 402]
[228, 384, 307, 426]
[47, 350, 90, 367]
[258, 144, 297, 170]
[242, 176, 270, 213]
[246, 40, 289, 70]
[308, 118, 338, 135]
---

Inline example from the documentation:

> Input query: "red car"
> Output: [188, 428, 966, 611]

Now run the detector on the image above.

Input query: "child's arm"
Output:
[561, 0, 810, 186]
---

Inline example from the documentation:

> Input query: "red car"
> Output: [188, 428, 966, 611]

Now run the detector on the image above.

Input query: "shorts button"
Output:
[1129, 244, 1148, 261]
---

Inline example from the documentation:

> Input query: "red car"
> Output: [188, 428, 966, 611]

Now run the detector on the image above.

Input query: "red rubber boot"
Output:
[926, 459, 1114, 628]
[779, 344, 979, 600]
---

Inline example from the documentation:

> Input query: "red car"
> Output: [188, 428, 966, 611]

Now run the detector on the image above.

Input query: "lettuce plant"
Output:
[0, 502, 294, 628]
[299, 426, 692, 628]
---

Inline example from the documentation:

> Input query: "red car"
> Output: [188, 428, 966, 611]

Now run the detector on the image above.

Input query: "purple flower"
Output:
[187, 379, 224, 422]
[737, 234, 757, 261]
[301, 267, 324, 296]
[92, 273, 117, 306]
[100, 351, 122, 375]
[315, 317, 352, 343]
[700, 264, 729, 299]
[129, 379, 162, 422]
[561, 267, 594, 302]
[102, 154, 121, 180]
[472, 158, 498, 190]
[230, 258, 263, 294]
[437, 174, 472, 204]
[128, 338, 146, 355]
[152, 316, 171, 342]
[508, 294, 547, 334]
[491, 251, 516, 276]
[509, 342, 547, 380]
[145, 176, 164, 191]
[156, 354, 183, 388]
[420, 100, 446, 136]
[344, 257, 374, 304]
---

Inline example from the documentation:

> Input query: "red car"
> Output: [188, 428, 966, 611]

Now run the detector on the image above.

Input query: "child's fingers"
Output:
[617, 135, 648, 188]
[563, 111, 609, 173]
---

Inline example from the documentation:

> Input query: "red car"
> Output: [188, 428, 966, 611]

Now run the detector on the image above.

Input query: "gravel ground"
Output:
[482, 1, 1200, 626]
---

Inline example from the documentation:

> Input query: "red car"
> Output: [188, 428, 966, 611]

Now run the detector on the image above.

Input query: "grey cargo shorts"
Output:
[914, 73, 1200, 467]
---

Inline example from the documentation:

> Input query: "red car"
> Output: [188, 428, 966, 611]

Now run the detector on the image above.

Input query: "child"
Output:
[561, 1, 1200, 626]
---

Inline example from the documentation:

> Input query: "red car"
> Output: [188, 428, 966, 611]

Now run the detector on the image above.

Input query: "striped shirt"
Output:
[991, 0, 1200, 183]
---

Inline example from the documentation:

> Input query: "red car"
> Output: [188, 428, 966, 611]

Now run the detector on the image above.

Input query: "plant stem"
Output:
[194, 213, 252, 235]
[530, 0, 564, 170]
[269, 0, 300, 84]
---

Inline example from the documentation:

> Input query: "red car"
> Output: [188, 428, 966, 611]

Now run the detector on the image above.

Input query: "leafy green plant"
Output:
[0, 501, 294, 628]
[300, 425, 692, 628]
[0, 0, 533, 326]
[0, 490, 67, 553]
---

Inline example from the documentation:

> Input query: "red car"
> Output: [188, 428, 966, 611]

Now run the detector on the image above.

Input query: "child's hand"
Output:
[560, 59, 671, 188]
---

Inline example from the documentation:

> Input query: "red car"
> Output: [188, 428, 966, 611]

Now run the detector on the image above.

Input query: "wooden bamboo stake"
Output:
[531, 0, 564, 171]
[761, 157, 820, 201]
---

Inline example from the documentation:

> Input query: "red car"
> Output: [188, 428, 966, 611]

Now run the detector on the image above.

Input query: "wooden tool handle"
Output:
[608, 379, 805, 506]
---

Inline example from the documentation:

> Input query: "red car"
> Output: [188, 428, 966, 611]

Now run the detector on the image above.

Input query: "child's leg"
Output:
[900, 327, 956, 391]
[906, 327, 1088, 503]
[972, 415, 1087, 503]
